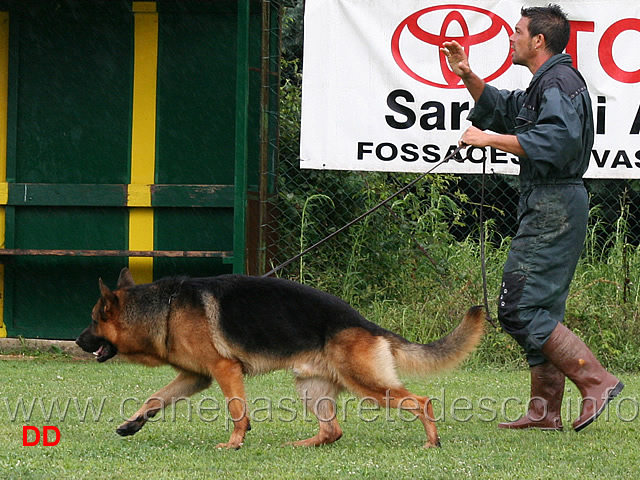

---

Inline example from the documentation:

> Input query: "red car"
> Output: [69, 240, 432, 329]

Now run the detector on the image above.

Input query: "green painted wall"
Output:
[0, 0, 278, 339]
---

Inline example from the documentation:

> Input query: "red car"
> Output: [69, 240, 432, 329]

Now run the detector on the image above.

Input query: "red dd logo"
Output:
[392, 4, 513, 88]
[22, 426, 61, 446]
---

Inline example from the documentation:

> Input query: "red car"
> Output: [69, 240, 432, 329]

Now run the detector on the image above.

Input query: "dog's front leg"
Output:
[117, 370, 211, 436]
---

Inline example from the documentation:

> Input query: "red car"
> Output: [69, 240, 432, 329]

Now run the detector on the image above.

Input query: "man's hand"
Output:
[440, 41, 471, 79]
[459, 126, 527, 157]
[460, 126, 490, 147]
[440, 41, 485, 101]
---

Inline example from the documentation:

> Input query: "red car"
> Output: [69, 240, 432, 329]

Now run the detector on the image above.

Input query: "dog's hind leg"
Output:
[337, 367, 441, 448]
[209, 357, 251, 450]
[289, 375, 343, 447]
[330, 330, 441, 448]
[117, 370, 211, 437]
[362, 385, 440, 449]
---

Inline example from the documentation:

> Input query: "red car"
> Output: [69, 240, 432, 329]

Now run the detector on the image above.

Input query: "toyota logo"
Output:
[391, 5, 514, 88]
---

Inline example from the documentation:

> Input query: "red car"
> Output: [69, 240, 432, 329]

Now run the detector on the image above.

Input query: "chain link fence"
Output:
[259, 1, 640, 306]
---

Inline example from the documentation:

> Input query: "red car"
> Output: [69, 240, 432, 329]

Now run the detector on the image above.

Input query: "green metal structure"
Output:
[0, 0, 281, 339]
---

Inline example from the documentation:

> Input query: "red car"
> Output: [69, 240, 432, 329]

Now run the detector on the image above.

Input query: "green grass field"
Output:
[1, 357, 638, 479]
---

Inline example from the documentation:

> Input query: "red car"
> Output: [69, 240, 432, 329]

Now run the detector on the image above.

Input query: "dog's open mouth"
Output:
[93, 341, 117, 363]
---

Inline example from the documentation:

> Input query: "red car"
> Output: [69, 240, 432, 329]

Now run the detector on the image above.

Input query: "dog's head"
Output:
[76, 267, 136, 362]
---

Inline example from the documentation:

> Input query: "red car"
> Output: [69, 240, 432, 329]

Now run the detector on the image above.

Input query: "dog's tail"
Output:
[388, 306, 486, 376]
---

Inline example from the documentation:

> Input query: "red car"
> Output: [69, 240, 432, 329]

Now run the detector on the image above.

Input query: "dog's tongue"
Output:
[93, 345, 105, 358]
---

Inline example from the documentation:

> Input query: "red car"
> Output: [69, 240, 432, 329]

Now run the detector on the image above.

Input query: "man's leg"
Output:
[497, 270, 565, 430]
[497, 184, 592, 430]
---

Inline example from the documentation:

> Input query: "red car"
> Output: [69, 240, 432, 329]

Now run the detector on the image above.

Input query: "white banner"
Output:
[300, 0, 640, 178]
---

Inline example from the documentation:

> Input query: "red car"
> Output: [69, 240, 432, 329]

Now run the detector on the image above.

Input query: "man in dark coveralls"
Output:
[441, 4, 623, 431]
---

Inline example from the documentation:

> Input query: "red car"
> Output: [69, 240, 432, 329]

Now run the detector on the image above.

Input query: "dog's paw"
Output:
[215, 441, 243, 450]
[116, 418, 145, 436]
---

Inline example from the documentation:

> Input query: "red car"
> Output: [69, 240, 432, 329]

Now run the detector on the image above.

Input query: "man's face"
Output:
[509, 17, 536, 67]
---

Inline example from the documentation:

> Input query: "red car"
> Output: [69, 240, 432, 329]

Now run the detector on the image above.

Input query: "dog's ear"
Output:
[99, 278, 111, 298]
[116, 267, 136, 289]
[98, 278, 119, 317]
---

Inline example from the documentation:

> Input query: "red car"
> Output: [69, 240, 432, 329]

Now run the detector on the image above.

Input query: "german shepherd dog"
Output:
[76, 268, 484, 449]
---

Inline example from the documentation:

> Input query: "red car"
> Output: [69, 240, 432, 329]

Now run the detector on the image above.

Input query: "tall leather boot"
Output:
[542, 323, 624, 431]
[498, 361, 564, 430]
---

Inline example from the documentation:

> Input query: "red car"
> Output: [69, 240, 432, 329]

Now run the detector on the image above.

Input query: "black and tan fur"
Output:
[76, 267, 484, 449]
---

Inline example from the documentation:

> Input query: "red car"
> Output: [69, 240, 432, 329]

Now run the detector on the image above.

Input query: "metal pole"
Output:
[257, 0, 271, 275]
[233, 0, 250, 274]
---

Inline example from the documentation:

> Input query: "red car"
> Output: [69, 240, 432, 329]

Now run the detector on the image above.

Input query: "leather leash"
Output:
[479, 157, 498, 329]
[263, 143, 499, 331]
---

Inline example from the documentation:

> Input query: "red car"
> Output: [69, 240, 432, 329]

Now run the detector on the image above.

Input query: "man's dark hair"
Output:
[521, 4, 570, 55]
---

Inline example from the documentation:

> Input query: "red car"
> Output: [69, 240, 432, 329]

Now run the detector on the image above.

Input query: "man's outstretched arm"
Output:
[440, 41, 486, 101]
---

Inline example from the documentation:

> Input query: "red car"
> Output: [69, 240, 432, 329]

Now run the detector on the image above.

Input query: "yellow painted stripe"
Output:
[0, 11, 8, 337]
[128, 2, 158, 284]
[130, 3, 157, 187]
[0, 182, 7, 205]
